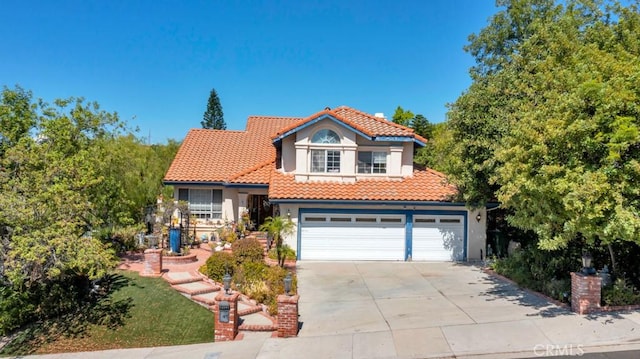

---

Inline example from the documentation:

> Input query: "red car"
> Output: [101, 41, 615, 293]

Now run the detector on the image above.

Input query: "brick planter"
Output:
[162, 252, 198, 265]
[277, 294, 299, 338]
[571, 272, 602, 314]
[141, 249, 162, 277]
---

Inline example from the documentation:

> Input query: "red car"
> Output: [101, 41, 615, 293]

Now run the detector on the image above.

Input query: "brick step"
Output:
[192, 291, 221, 306]
[238, 311, 277, 332]
[163, 271, 203, 285]
[238, 303, 263, 317]
[172, 281, 220, 296]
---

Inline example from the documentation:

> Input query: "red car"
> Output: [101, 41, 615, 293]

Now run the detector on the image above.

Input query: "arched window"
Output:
[310, 129, 341, 173]
[311, 129, 340, 144]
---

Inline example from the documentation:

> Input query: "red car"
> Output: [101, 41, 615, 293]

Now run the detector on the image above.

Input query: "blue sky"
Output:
[2, 1, 499, 143]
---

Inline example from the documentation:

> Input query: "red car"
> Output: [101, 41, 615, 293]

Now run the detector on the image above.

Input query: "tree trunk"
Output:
[607, 243, 617, 274]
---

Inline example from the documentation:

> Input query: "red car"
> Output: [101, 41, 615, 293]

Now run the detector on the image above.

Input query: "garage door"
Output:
[412, 215, 465, 261]
[300, 213, 405, 260]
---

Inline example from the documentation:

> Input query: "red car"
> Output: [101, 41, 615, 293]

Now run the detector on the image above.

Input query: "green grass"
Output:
[1, 271, 214, 355]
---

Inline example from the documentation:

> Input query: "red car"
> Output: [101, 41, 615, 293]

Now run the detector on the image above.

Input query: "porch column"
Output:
[238, 192, 249, 221]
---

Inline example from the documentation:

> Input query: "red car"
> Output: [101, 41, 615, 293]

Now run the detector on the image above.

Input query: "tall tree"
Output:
[201, 88, 226, 130]
[448, 0, 640, 260]
[411, 114, 434, 139]
[0, 87, 121, 287]
[447, 0, 561, 207]
[391, 106, 414, 127]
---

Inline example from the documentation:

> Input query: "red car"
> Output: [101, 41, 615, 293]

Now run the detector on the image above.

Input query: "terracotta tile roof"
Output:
[164, 106, 433, 190]
[164, 116, 301, 183]
[268, 168, 457, 202]
[273, 106, 427, 144]
[228, 160, 274, 184]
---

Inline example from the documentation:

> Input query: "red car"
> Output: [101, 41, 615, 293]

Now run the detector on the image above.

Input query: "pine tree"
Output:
[201, 88, 226, 130]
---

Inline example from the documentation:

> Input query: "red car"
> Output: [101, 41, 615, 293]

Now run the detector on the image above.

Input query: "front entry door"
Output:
[248, 195, 272, 229]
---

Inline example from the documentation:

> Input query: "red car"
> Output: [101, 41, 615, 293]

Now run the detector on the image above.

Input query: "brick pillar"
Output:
[141, 249, 162, 277]
[571, 272, 602, 314]
[214, 292, 240, 341]
[277, 294, 299, 338]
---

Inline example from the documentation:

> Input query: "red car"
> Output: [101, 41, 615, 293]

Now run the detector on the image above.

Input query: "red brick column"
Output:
[571, 272, 602, 314]
[214, 292, 240, 341]
[277, 294, 299, 338]
[141, 249, 162, 277]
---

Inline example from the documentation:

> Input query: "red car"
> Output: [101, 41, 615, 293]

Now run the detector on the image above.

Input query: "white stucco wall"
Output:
[286, 119, 415, 181]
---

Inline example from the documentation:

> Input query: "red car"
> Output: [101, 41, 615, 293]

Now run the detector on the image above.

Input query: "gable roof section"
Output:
[268, 168, 457, 202]
[272, 106, 427, 145]
[164, 116, 301, 183]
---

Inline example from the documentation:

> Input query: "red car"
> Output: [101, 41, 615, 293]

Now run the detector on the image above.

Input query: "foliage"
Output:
[0, 273, 130, 338]
[490, 242, 580, 300]
[1, 271, 213, 355]
[391, 106, 414, 127]
[259, 216, 295, 267]
[216, 224, 238, 243]
[267, 244, 297, 261]
[447, 1, 640, 261]
[415, 122, 453, 171]
[231, 237, 264, 264]
[0, 86, 123, 287]
[199, 242, 297, 314]
[201, 88, 226, 130]
[100, 224, 146, 254]
[603, 277, 640, 306]
[410, 114, 434, 140]
[233, 261, 269, 302]
[263, 265, 296, 315]
[199, 251, 235, 282]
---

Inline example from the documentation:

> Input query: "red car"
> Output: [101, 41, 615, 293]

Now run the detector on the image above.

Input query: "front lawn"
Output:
[1, 271, 214, 356]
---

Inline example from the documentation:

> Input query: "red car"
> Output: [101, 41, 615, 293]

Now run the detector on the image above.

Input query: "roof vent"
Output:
[374, 112, 385, 119]
[325, 106, 331, 110]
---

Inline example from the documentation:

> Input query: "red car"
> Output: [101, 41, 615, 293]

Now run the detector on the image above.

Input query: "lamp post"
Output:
[581, 251, 593, 275]
[284, 272, 292, 296]
[223, 272, 231, 294]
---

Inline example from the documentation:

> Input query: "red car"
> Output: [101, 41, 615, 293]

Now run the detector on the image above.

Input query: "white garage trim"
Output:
[299, 212, 405, 261]
[411, 214, 466, 261]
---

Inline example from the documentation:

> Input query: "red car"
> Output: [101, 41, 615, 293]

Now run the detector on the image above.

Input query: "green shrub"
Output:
[267, 244, 296, 261]
[232, 237, 264, 264]
[234, 262, 270, 303]
[263, 266, 297, 315]
[491, 244, 577, 298]
[603, 278, 640, 306]
[199, 251, 235, 282]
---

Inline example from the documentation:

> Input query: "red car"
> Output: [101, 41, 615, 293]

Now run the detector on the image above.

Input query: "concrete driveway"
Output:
[264, 261, 640, 359]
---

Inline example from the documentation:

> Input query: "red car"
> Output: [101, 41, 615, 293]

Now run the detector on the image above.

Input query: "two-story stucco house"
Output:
[164, 106, 486, 261]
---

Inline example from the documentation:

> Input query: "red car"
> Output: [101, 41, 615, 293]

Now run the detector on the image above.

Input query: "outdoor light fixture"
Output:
[287, 208, 291, 220]
[581, 251, 593, 275]
[476, 213, 482, 222]
[284, 272, 292, 296]
[223, 272, 231, 294]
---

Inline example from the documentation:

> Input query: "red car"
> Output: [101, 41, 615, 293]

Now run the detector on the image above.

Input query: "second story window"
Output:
[358, 151, 387, 174]
[311, 149, 341, 173]
[310, 129, 341, 173]
[311, 129, 340, 144]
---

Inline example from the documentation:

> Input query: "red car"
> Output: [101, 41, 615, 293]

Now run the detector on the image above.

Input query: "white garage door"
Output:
[300, 213, 405, 261]
[412, 215, 465, 261]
